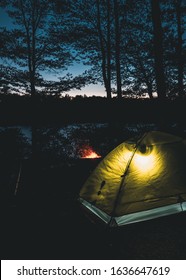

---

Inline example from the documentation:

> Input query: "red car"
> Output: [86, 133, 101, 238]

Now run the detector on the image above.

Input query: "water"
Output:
[48, 122, 159, 160]
[0, 125, 32, 143]
[1, 121, 184, 161]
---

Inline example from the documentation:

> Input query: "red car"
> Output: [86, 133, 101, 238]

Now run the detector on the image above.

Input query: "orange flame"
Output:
[80, 147, 101, 159]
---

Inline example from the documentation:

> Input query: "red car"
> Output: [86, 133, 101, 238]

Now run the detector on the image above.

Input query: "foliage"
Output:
[0, 0, 185, 98]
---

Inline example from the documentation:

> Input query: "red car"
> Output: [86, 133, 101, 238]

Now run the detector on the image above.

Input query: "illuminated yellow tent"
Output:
[79, 131, 186, 227]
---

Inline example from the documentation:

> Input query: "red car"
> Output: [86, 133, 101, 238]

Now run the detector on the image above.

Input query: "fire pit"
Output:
[76, 146, 102, 170]
[80, 145, 101, 159]
[81, 151, 101, 159]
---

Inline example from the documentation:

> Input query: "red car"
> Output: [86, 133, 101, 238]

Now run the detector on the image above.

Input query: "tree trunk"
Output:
[96, 0, 111, 99]
[151, 0, 166, 99]
[175, 0, 184, 98]
[114, 0, 122, 99]
[147, 83, 153, 99]
[136, 52, 154, 99]
[106, 0, 112, 99]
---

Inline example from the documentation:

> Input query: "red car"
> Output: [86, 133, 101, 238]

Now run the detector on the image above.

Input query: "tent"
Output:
[79, 131, 186, 227]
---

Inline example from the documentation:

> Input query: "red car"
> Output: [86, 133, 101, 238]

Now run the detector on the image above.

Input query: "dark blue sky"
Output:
[0, 7, 14, 29]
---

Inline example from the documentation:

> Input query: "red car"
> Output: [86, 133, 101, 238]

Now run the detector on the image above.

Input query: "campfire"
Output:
[80, 146, 101, 159]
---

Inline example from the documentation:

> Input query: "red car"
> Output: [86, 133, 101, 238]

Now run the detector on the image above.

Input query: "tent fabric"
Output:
[79, 131, 186, 227]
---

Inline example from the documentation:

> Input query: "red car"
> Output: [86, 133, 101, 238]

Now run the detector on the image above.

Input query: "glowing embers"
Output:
[80, 145, 101, 159]
[82, 151, 101, 159]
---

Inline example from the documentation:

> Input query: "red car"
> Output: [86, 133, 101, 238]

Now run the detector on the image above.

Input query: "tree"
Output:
[60, 0, 114, 99]
[0, 65, 29, 95]
[122, 0, 155, 99]
[96, 0, 112, 98]
[113, 0, 122, 98]
[151, 0, 166, 99]
[159, 0, 185, 98]
[106, 0, 112, 99]
[0, 0, 74, 99]
[60, 0, 126, 99]
[0, 1, 73, 164]
[174, 0, 185, 97]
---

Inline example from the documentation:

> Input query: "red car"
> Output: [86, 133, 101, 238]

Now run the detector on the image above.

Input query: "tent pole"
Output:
[108, 132, 149, 226]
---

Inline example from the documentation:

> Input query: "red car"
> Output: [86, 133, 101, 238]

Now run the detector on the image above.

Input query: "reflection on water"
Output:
[0, 122, 158, 161]
[2, 122, 184, 162]
[0, 125, 32, 143]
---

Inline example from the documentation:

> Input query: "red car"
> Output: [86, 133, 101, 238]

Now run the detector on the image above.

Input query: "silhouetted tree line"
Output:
[0, 0, 185, 99]
[1, 93, 186, 126]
